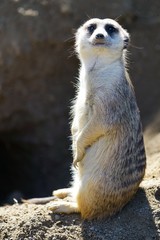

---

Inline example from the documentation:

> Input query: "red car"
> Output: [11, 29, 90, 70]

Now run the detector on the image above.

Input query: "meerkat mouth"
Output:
[92, 41, 107, 47]
[95, 42, 106, 45]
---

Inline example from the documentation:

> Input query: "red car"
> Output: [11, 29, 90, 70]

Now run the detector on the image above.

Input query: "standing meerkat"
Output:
[25, 18, 146, 219]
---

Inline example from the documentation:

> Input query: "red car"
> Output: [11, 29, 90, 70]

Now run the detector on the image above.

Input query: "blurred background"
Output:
[0, 0, 160, 204]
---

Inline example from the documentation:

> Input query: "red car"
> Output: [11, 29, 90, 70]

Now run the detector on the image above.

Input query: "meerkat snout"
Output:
[95, 33, 105, 39]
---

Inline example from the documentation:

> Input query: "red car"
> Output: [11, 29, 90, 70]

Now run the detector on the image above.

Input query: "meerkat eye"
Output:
[87, 24, 97, 34]
[105, 24, 118, 36]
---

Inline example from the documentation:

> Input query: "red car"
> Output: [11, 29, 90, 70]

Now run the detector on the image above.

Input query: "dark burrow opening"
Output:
[0, 135, 71, 205]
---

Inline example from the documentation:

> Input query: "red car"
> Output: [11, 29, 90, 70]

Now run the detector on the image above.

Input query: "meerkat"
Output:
[25, 18, 146, 219]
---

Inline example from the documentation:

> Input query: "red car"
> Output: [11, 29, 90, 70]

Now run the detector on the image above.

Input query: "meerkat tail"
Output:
[22, 196, 57, 204]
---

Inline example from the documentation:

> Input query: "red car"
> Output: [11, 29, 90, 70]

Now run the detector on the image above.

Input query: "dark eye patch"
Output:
[87, 24, 97, 34]
[105, 24, 118, 36]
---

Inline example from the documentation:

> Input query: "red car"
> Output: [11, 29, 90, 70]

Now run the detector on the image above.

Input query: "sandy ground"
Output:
[0, 128, 160, 240]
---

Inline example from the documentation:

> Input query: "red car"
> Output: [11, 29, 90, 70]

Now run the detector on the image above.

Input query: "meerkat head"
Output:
[75, 18, 129, 64]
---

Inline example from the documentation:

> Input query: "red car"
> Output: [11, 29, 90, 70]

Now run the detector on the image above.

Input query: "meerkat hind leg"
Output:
[47, 200, 79, 214]
[53, 188, 73, 199]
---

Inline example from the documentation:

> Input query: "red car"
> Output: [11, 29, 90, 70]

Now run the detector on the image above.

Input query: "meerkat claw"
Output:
[73, 159, 79, 168]
[47, 202, 59, 211]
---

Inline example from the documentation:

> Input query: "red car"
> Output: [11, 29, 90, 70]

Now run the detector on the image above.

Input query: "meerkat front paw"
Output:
[73, 146, 85, 167]
[73, 153, 84, 168]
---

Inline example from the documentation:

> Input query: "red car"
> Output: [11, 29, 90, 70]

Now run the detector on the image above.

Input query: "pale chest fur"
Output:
[72, 60, 126, 134]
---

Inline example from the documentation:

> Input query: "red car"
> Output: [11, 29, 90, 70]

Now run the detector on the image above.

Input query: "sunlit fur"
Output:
[47, 18, 146, 219]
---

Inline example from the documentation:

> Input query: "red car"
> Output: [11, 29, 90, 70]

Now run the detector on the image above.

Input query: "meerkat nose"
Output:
[96, 33, 104, 39]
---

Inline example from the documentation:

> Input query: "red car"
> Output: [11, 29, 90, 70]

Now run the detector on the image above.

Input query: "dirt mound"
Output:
[0, 179, 160, 239]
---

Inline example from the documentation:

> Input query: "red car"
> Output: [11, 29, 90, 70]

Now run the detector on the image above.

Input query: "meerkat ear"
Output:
[123, 36, 130, 49]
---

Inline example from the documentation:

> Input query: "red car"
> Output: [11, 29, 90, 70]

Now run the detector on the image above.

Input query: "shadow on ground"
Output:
[81, 187, 159, 240]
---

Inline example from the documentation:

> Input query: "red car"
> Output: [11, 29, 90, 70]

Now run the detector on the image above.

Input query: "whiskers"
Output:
[115, 15, 122, 22]
[64, 34, 75, 43]
[64, 27, 78, 58]
[64, 34, 76, 58]
[129, 43, 144, 50]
